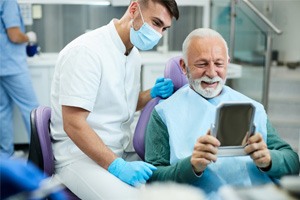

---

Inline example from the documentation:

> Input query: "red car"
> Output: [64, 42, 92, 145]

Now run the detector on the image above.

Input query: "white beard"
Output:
[189, 76, 225, 99]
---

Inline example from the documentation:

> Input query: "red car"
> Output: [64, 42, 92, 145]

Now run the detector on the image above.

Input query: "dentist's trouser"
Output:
[0, 72, 38, 156]
[55, 154, 141, 200]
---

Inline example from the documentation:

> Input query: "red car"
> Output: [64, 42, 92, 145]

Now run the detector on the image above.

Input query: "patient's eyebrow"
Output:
[194, 59, 209, 63]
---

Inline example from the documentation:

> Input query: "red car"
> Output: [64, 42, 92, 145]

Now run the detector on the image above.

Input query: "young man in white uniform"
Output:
[50, 0, 179, 199]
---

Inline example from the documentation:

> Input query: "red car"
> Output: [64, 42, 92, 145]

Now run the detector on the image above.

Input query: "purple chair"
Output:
[28, 106, 80, 200]
[133, 56, 188, 160]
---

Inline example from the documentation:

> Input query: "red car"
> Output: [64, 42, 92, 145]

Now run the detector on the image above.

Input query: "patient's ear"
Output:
[180, 59, 187, 75]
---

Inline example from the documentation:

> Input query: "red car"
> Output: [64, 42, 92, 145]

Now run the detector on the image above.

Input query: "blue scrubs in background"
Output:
[0, 0, 39, 156]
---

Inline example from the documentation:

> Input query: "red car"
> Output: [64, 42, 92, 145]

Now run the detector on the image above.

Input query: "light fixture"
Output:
[17, 0, 111, 6]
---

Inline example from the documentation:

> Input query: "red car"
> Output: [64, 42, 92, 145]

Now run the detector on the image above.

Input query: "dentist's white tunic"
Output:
[50, 19, 141, 200]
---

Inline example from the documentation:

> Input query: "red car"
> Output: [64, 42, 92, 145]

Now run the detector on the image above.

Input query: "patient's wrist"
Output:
[259, 160, 272, 172]
[192, 166, 203, 177]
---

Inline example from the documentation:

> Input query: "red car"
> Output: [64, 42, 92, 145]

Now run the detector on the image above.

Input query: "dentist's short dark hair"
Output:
[138, 0, 179, 20]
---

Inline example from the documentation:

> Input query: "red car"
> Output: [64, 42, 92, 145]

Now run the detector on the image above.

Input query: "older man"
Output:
[145, 28, 299, 198]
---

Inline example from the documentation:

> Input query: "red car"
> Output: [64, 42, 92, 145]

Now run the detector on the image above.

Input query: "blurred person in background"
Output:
[0, 0, 39, 157]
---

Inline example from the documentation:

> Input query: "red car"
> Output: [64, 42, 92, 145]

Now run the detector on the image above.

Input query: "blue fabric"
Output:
[0, 73, 38, 156]
[0, 157, 66, 200]
[155, 85, 271, 194]
[0, 158, 45, 199]
[0, 0, 27, 76]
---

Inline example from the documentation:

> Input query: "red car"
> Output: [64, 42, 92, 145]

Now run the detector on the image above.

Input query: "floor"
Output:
[13, 145, 29, 160]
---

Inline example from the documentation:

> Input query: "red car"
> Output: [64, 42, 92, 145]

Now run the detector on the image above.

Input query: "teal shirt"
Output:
[145, 109, 300, 184]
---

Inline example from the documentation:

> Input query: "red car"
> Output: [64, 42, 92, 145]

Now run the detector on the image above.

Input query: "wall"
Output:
[24, 1, 300, 64]
[27, 5, 203, 53]
[211, 0, 300, 64]
[272, 0, 300, 63]
[250, 0, 300, 63]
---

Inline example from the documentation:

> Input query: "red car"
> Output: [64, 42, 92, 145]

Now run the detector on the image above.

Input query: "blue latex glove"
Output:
[108, 158, 157, 187]
[0, 158, 66, 200]
[150, 77, 174, 99]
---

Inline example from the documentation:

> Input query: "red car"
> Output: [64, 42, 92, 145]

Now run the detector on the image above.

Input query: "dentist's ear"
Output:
[128, 1, 139, 18]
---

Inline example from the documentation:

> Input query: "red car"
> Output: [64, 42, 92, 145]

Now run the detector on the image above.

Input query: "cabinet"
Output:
[141, 52, 182, 90]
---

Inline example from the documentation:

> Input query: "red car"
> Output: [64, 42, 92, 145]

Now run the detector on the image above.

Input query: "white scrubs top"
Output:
[50, 20, 141, 167]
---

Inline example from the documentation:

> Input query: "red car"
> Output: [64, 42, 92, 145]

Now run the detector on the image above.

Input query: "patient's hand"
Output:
[244, 133, 272, 170]
[191, 130, 220, 174]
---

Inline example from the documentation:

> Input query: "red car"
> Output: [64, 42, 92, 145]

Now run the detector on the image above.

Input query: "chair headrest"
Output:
[133, 56, 188, 161]
[164, 56, 188, 91]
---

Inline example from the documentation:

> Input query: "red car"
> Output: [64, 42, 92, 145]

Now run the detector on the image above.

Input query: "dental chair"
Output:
[28, 106, 80, 200]
[133, 56, 188, 160]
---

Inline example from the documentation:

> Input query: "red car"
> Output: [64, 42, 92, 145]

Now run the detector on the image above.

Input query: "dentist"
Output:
[50, 0, 179, 199]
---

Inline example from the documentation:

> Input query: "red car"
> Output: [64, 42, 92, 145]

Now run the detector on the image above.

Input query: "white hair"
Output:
[182, 28, 229, 65]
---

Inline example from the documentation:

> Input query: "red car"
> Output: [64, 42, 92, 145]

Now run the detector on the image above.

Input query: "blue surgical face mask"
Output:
[130, 4, 162, 51]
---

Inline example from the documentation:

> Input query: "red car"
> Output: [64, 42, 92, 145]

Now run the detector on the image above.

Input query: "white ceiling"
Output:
[17, 0, 210, 6]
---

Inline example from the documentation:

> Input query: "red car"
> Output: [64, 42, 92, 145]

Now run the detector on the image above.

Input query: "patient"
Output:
[144, 28, 300, 198]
